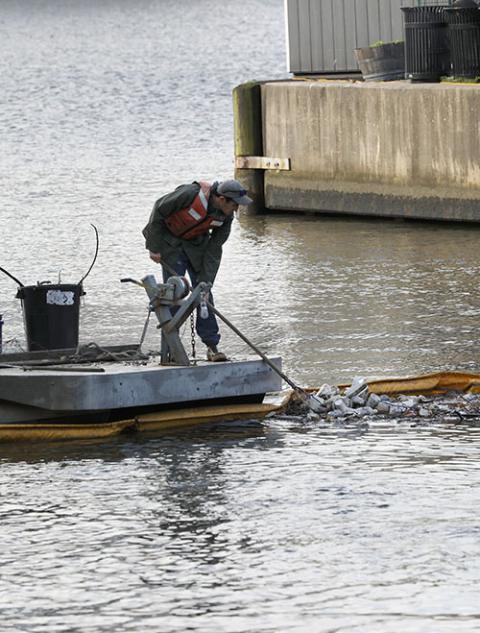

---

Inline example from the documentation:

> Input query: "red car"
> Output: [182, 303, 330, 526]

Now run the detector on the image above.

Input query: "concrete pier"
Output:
[234, 79, 480, 222]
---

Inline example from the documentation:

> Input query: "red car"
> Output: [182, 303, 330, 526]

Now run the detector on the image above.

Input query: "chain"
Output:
[190, 312, 196, 363]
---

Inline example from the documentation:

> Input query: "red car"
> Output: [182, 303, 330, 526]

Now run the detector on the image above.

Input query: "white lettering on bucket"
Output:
[46, 290, 75, 306]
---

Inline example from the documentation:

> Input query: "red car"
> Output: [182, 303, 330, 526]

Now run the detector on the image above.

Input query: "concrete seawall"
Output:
[234, 79, 480, 222]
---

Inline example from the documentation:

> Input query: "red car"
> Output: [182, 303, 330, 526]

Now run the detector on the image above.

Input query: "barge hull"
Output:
[0, 357, 283, 425]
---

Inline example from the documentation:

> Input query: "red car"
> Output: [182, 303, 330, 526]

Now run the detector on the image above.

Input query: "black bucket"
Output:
[402, 6, 451, 81]
[445, 6, 480, 78]
[16, 284, 84, 351]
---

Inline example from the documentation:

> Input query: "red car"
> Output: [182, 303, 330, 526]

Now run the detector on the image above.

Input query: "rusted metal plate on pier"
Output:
[235, 156, 291, 171]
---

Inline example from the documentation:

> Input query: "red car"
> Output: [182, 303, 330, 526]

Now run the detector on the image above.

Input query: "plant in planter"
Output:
[354, 40, 405, 82]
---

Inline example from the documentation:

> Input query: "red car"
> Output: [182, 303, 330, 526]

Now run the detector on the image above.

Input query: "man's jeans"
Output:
[161, 252, 221, 348]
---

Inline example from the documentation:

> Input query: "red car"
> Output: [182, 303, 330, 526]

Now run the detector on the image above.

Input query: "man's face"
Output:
[216, 196, 239, 215]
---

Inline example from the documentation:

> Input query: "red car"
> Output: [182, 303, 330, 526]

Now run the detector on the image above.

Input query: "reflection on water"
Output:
[220, 214, 480, 385]
[2, 0, 480, 631]
[2, 421, 480, 632]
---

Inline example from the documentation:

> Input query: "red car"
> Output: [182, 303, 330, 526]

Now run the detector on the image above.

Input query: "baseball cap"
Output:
[217, 180, 253, 205]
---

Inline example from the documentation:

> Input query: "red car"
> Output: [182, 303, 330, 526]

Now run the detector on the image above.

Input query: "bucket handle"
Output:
[0, 266, 25, 287]
[77, 224, 99, 286]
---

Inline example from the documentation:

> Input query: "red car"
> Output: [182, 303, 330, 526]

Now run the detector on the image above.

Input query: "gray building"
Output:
[286, 0, 451, 74]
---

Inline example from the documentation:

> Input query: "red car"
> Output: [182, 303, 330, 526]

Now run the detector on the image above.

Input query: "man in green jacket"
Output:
[143, 179, 252, 361]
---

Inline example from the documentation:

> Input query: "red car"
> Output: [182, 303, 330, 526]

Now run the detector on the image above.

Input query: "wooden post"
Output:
[233, 81, 264, 215]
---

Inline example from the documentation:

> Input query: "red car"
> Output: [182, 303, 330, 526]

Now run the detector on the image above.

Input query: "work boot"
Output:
[206, 345, 227, 362]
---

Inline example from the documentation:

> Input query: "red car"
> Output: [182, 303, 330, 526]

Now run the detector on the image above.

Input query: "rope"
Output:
[72, 342, 148, 363]
[0, 338, 26, 353]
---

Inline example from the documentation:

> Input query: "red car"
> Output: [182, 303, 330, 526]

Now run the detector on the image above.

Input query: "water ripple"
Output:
[2, 1, 480, 631]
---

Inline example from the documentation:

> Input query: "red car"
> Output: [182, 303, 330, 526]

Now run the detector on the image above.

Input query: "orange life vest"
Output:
[164, 181, 225, 240]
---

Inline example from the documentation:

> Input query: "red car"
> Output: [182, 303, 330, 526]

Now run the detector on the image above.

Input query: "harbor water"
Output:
[1, 1, 480, 631]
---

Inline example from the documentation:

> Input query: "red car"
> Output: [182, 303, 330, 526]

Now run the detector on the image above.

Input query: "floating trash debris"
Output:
[286, 375, 480, 425]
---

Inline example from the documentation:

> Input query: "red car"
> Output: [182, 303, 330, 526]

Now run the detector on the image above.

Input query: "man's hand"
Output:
[149, 251, 162, 263]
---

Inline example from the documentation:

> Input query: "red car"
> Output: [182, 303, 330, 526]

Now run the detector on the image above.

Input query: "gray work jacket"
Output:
[142, 182, 233, 284]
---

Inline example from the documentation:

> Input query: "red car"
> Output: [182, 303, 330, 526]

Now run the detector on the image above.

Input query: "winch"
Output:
[121, 274, 211, 366]
[147, 275, 190, 303]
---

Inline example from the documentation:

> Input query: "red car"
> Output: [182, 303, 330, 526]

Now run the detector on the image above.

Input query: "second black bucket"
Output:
[402, 6, 450, 81]
[16, 284, 84, 351]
